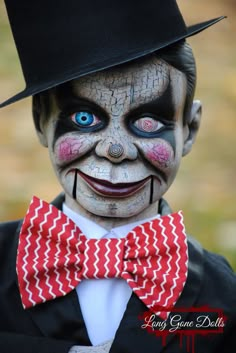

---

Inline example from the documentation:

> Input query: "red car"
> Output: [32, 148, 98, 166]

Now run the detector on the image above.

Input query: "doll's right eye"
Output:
[71, 111, 101, 127]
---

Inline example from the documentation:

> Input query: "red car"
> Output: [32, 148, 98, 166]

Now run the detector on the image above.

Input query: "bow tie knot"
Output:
[79, 238, 124, 279]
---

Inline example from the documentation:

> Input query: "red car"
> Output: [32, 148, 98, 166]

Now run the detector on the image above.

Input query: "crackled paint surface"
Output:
[54, 135, 95, 167]
[145, 141, 174, 168]
[40, 55, 187, 226]
[55, 136, 83, 164]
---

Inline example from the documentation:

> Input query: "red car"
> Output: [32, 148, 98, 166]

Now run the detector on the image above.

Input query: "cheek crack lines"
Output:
[54, 135, 95, 167]
[146, 142, 173, 168]
[56, 137, 83, 165]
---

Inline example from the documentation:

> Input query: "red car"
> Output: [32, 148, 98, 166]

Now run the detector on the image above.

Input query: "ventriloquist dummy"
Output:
[0, 1, 236, 353]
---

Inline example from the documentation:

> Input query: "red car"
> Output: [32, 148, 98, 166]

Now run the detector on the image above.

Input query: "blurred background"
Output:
[0, 0, 236, 268]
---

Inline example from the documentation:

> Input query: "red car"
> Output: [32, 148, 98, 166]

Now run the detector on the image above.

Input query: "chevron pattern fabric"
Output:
[16, 196, 188, 320]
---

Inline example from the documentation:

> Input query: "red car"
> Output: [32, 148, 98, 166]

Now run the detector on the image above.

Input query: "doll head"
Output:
[32, 40, 202, 222]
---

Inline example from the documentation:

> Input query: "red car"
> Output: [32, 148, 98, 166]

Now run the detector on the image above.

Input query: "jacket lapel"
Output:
[110, 292, 164, 353]
[27, 287, 91, 343]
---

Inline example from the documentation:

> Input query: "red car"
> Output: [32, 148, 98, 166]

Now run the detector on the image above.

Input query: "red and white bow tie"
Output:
[16, 196, 188, 319]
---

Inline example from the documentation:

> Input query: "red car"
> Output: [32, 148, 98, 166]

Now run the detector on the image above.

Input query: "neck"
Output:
[65, 195, 160, 230]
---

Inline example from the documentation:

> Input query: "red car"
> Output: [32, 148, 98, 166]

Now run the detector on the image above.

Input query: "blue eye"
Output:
[70, 110, 103, 131]
[71, 112, 94, 126]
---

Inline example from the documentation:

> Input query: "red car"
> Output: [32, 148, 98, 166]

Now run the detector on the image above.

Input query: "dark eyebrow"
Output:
[54, 78, 175, 121]
[55, 85, 109, 118]
[127, 80, 175, 121]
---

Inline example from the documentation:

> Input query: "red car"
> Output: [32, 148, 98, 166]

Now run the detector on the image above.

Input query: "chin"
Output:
[76, 193, 152, 218]
[83, 201, 143, 218]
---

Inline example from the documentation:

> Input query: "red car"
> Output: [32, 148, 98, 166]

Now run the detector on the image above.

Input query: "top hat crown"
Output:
[1, 0, 224, 108]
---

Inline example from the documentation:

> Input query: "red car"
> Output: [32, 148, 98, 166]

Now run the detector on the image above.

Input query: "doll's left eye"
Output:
[71, 111, 101, 127]
[133, 117, 164, 132]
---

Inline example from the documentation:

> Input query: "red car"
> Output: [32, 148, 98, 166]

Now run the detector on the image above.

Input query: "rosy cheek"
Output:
[54, 136, 87, 165]
[145, 141, 174, 168]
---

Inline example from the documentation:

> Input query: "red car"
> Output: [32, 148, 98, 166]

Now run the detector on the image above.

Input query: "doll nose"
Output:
[95, 139, 138, 163]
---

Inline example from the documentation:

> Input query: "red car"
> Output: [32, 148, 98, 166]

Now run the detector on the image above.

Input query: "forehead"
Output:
[70, 55, 186, 111]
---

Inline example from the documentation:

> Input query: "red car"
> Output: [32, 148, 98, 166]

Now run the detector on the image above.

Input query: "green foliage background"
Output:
[0, 1, 236, 269]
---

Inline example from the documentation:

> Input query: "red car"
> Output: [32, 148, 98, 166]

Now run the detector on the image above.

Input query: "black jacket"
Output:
[0, 195, 236, 353]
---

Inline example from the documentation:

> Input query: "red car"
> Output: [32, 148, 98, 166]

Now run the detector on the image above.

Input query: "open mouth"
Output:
[76, 170, 151, 198]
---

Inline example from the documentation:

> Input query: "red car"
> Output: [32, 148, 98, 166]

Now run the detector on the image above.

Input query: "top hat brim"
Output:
[0, 16, 225, 108]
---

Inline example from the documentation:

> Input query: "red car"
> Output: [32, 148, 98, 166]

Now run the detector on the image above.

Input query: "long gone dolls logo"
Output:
[139, 306, 226, 353]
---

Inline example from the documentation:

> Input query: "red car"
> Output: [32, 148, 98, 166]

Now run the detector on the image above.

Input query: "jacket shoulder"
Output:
[198, 248, 236, 316]
[203, 249, 236, 287]
[188, 236, 235, 285]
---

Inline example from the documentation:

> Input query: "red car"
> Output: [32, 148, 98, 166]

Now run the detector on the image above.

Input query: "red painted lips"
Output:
[77, 170, 150, 198]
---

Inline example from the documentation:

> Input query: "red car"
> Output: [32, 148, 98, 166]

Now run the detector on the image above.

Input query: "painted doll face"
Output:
[39, 56, 191, 219]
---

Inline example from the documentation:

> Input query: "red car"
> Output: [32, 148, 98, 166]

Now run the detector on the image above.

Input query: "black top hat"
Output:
[1, 0, 224, 108]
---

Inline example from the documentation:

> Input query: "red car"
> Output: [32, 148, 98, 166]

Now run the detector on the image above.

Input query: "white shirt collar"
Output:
[63, 203, 160, 239]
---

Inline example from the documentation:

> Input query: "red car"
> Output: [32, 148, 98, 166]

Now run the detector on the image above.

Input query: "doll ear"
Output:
[32, 95, 49, 147]
[182, 100, 202, 156]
